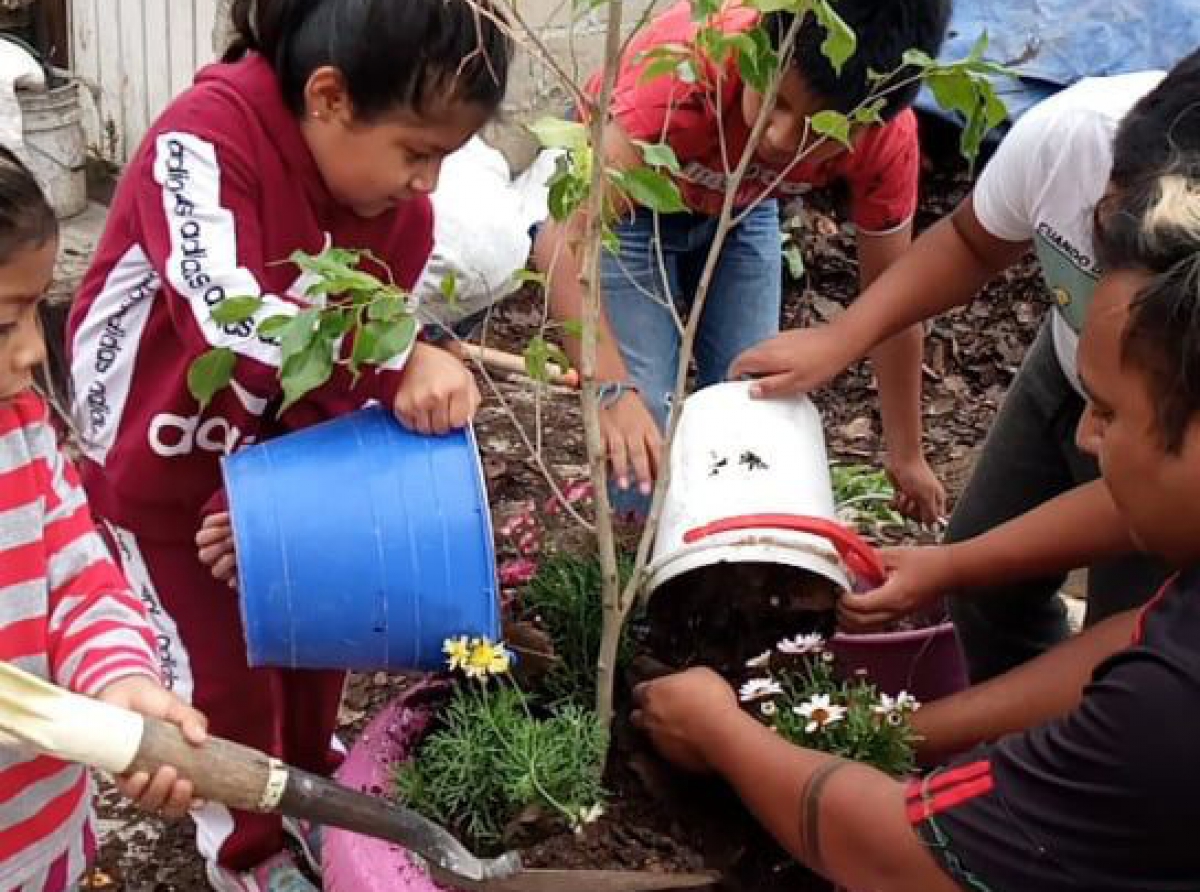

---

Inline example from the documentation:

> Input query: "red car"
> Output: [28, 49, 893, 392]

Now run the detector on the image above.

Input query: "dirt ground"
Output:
[76, 159, 1051, 890]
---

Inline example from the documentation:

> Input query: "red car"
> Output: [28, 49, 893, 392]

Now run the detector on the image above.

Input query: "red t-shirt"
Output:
[596, 1, 919, 233]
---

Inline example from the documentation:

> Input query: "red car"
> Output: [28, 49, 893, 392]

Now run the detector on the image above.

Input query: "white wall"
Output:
[70, 0, 660, 167]
[70, 0, 220, 163]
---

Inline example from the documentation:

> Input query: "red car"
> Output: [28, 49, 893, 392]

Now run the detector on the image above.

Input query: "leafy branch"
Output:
[186, 249, 420, 414]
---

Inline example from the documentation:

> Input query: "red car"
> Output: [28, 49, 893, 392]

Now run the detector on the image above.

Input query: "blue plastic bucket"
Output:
[222, 407, 499, 671]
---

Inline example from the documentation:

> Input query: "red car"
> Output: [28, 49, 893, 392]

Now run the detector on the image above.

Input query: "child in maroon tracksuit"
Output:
[66, 1, 511, 889]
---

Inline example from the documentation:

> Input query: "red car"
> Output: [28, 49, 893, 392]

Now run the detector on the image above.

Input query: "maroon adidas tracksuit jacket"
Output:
[65, 54, 433, 874]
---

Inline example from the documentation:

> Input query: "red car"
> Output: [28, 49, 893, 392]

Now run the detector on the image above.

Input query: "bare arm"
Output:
[732, 195, 1030, 397]
[912, 609, 1137, 765]
[635, 671, 959, 892]
[948, 479, 1136, 588]
[838, 196, 1030, 359]
[533, 122, 665, 492]
[858, 225, 946, 523]
[842, 479, 1139, 629]
[707, 712, 961, 892]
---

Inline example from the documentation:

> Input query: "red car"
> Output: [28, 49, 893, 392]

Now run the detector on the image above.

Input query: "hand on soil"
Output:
[885, 454, 948, 526]
[196, 512, 237, 588]
[96, 676, 208, 819]
[838, 545, 956, 632]
[394, 342, 481, 435]
[631, 668, 738, 773]
[729, 327, 856, 399]
[601, 391, 662, 494]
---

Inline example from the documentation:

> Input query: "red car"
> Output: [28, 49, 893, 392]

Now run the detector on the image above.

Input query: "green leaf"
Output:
[257, 314, 293, 340]
[279, 340, 334, 414]
[783, 242, 806, 280]
[523, 336, 572, 384]
[736, 27, 777, 93]
[968, 30, 990, 61]
[745, 0, 803, 13]
[439, 271, 460, 307]
[279, 309, 319, 365]
[637, 141, 682, 174]
[367, 293, 408, 323]
[559, 318, 585, 339]
[851, 98, 886, 127]
[318, 310, 351, 341]
[636, 44, 694, 84]
[901, 48, 936, 71]
[352, 316, 418, 370]
[811, 110, 852, 148]
[512, 269, 548, 288]
[187, 348, 236, 411]
[613, 167, 688, 214]
[210, 296, 263, 325]
[546, 152, 593, 222]
[528, 118, 589, 152]
[689, 0, 721, 21]
[812, 0, 857, 75]
[926, 71, 976, 120]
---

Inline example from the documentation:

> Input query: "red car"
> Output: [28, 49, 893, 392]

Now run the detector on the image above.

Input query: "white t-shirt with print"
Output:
[973, 71, 1166, 394]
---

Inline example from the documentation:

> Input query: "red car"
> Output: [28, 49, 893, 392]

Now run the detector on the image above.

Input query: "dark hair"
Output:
[0, 147, 56, 264]
[1094, 162, 1200, 453]
[225, 0, 511, 120]
[764, 0, 951, 119]
[1112, 49, 1200, 190]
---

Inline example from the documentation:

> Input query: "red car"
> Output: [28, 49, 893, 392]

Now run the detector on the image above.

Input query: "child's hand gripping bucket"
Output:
[222, 407, 500, 671]
[647, 381, 869, 596]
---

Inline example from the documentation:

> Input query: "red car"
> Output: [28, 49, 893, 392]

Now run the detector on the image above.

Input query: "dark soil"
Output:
[90, 156, 1049, 889]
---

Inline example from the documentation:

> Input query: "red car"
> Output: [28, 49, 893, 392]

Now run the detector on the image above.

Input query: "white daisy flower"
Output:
[794, 694, 848, 734]
[776, 633, 825, 655]
[821, 650, 836, 663]
[739, 678, 784, 702]
[745, 650, 772, 670]
[760, 701, 778, 717]
[895, 691, 921, 712]
[872, 693, 900, 715]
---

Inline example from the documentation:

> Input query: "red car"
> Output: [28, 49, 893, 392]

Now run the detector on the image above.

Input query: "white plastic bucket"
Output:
[647, 381, 884, 597]
[17, 78, 86, 219]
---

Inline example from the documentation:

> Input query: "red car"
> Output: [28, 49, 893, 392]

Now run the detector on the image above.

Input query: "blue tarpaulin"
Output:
[917, 0, 1200, 125]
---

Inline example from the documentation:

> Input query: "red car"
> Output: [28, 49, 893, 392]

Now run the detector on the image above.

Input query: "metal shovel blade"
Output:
[431, 865, 720, 892]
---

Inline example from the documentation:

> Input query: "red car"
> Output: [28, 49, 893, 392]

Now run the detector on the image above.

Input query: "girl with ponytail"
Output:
[65, 1, 511, 889]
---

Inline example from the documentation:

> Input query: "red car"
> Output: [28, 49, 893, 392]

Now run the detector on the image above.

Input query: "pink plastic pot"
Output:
[322, 683, 449, 892]
[830, 622, 968, 703]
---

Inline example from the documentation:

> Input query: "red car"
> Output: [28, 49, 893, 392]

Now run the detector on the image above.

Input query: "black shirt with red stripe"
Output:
[907, 568, 1200, 891]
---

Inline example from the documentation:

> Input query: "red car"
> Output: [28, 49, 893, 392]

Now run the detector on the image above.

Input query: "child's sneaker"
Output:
[282, 816, 325, 876]
[205, 851, 321, 892]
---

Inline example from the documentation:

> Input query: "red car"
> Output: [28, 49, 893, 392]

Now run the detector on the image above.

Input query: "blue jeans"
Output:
[601, 200, 782, 516]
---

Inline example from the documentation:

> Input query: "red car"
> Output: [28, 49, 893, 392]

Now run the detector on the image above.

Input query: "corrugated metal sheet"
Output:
[70, 0, 219, 162]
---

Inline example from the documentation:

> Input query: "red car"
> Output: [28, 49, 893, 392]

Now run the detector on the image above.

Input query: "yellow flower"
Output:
[443, 636, 471, 672]
[464, 637, 512, 680]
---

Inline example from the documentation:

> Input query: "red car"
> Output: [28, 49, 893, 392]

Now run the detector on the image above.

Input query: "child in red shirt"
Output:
[537, 0, 950, 522]
[65, 0, 511, 889]
[0, 149, 205, 892]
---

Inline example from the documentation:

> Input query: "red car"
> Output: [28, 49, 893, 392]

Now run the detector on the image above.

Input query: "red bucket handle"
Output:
[682, 513, 887, 587]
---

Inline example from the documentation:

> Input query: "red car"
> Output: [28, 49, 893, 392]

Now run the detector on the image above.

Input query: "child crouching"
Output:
[0, 150, 205, 892]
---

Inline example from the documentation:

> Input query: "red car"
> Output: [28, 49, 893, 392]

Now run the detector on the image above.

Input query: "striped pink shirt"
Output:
[0, 391, 160, 892]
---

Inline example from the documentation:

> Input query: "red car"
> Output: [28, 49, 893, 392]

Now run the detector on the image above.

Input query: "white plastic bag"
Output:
[415, 138, 557, 330]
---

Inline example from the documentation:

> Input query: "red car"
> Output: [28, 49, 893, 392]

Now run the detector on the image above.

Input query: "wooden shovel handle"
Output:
[460, 343, 581, 389]
[128, 717, 279, 812]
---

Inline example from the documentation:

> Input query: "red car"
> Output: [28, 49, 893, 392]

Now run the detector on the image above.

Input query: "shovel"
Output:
[0, 663, 715, 892]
